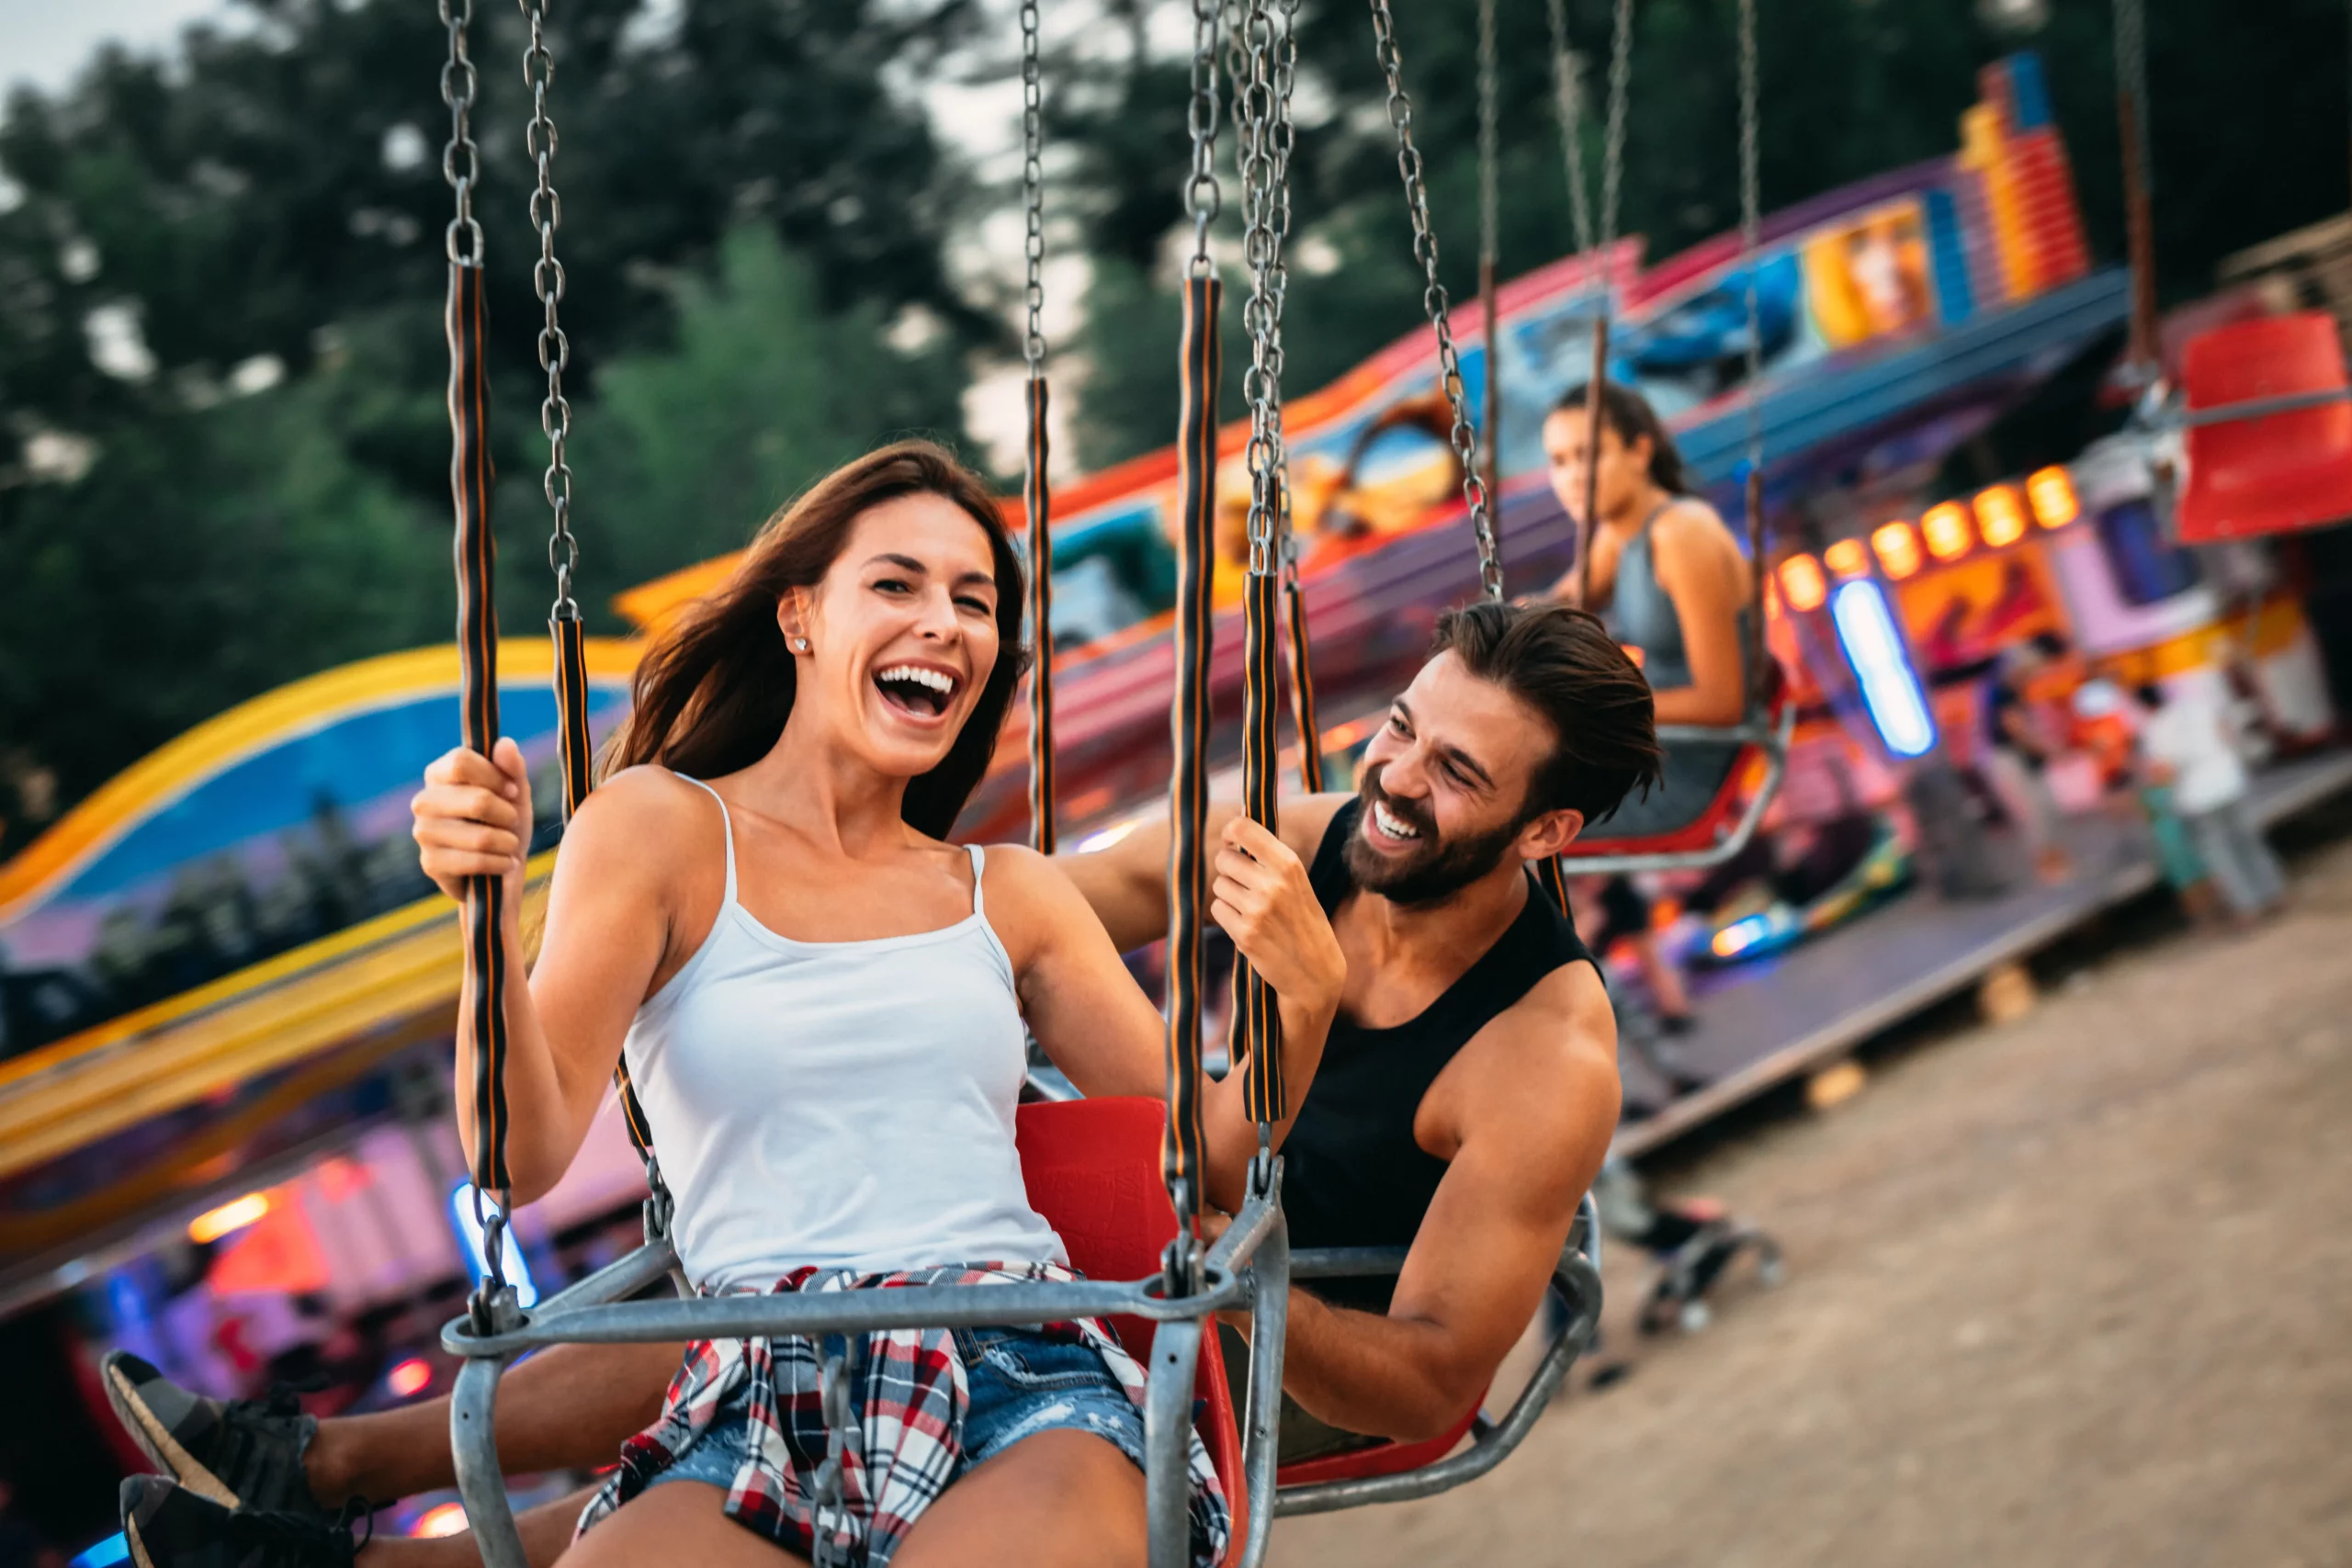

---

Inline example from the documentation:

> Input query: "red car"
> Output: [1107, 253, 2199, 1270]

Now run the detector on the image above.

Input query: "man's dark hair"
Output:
[1554, 378, 1691, 495]
[1430, 600, 1663, 824]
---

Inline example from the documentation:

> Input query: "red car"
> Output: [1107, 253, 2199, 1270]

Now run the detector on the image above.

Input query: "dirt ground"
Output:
[1272, 828, 2352, 1568]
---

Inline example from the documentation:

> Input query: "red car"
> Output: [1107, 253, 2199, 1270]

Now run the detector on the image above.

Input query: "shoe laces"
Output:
[229, 1496, 373, 1568]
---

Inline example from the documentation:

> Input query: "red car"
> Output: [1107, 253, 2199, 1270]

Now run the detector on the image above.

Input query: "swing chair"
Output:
[433, 3, 1601, 1562]
[2101, 0, 2352, 546]
[1534, 0, 1794, 882]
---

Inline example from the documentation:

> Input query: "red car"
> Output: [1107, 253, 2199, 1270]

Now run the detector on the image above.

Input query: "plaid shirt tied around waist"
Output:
[577, 1260, 1229, 1568]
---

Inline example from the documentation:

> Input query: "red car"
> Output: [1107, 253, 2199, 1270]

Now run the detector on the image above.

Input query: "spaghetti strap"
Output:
[675, 773, 739, 908]
[965, 843, 988, 919]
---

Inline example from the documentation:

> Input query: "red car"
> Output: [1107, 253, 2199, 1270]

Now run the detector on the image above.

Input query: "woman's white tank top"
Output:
[620, 776, 1066, 1292]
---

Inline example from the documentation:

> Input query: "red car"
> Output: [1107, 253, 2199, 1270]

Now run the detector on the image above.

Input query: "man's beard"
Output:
[1344, 764, 1526, 906]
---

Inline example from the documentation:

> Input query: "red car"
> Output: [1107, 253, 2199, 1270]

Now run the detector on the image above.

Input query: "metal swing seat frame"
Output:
[428, 4, 1614, 1565]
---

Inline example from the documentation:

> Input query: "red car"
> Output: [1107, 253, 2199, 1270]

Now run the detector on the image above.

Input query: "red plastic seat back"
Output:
[1014, 1098, 1246, 1558]
[1273, 1402, 1482, 1487]
[2180, 311, 2352, 542]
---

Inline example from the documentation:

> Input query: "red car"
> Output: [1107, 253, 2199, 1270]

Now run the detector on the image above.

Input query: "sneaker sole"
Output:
[103, 1358, 242, 1510]
[122, 1513, 161, 1568]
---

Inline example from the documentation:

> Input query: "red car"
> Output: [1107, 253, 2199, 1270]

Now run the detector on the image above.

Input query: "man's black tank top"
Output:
[1279, 797, 1596, 1312]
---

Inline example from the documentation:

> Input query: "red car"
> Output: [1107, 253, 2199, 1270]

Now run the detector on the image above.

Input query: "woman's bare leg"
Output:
[353, 1492, 594, 1568]
[890, 1431, 1146, 1568]
[555, 1482, 803, 1568]
[309, 1342, 681, 1506]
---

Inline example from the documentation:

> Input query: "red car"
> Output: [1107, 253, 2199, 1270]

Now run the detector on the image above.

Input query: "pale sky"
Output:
[1, 0, 234, 93]
[0, 0, 1135, 474]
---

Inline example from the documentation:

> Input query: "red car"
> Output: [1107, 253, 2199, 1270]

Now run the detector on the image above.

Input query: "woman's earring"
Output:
[793, 637, 809, 652]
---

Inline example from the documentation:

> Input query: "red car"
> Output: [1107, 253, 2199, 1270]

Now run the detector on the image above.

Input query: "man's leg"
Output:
[2184, 807, 2263, 921]
[107, 1340, 679, 1514]
[123, 1478, 594, 1568]
[2224, 797, 2290, 910]
[309, 1342, 680, 1505]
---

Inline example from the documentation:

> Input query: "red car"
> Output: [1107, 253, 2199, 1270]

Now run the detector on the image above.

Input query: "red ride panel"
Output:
[2179, 311, 2352, 542]
[1015, 1098, 1248, 1560]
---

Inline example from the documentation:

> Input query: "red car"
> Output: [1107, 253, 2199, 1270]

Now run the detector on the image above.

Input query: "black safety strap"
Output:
[1236, 563, 1286, 1125]
[1163, 272, 1221, 1268]
[1026, 376, 1056, 853]
[448, 256, 513, 1204]
[1282, 570, 1324, 793]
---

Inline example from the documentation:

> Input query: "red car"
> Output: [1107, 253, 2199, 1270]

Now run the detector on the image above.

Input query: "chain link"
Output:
[1021, 0, 1046, 372]
[1365, 0, 1498, 599]
[1184, 0, 1224, 274]
[1234, 0, 1300, 580]
[1545, 0, 1595, 261]
[809, 1342, 853, 1568]
[517, 0, 581, 617]
[1477, 0, 1498, 280]
[1600, 0, 1634, 257]
[438, 0, 483, 265]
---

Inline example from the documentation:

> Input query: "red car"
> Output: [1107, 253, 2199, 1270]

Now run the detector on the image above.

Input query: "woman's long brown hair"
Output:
[603, 440, 1028, 840]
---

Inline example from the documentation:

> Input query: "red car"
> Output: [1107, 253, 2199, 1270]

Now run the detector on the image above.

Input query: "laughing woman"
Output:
[410, 442, 1343, 1568]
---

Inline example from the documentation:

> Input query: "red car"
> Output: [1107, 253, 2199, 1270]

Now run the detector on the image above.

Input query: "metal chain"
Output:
[1477, 0, 1498, 282]
[1184, 0, 1225, 275]
[1365, 0, 1498, 599]
[2113, 0, 2150, 206]
[1236, 0, 1300, 580]
[1600, 0, 1634, 257]
[518, 0, 579, 618]
[1021, 0, 1046, 374]
[438, 0, 483, 265]
[1738, 0, 1762, 469]
[810, 1341, 853, 1568]
[1545, 0, 1596, 260]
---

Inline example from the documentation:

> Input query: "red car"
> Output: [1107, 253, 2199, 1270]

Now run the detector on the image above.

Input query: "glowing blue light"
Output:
[447, 1185, 539, 1308]
[1830, 580, 1938, 759]
[1712, 913, 1774, 959]
[72, 1533, 130, 1568]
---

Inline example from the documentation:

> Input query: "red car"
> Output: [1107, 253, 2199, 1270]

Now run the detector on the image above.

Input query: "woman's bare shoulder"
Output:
[560, 765, 715, 868]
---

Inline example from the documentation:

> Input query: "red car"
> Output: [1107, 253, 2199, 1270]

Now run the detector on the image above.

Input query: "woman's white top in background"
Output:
[621, 775, 1066, 1292]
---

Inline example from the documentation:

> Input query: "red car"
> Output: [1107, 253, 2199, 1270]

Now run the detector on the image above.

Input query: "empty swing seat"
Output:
[1014, 1098, 1249, 1559]
[2177, 311, 2352, 543]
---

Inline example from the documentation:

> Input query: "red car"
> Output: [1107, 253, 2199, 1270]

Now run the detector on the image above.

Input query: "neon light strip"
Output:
[1831, 581, 1939, 759]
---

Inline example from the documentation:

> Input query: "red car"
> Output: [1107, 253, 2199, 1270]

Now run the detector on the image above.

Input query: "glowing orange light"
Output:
[1921, 502, 1973, 561]
[1824, 539, 1870, 579]
[1777, 554, 1828, 614]
[387, 1358, 434, 1399]
[1871, 521, 1924, 580]
[1974, 485, 2028, 548]
[413, 1503, 469, 1539]
[2027, 465, 2078, 528]
[188, 1192, 270, 1245]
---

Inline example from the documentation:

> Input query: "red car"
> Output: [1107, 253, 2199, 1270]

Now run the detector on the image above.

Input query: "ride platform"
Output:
[1613, 750, 2352, 1157]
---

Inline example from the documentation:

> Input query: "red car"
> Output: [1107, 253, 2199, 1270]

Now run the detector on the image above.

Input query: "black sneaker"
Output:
[102, 1353, 322, 1518]
[119, 1477, 365, 1568]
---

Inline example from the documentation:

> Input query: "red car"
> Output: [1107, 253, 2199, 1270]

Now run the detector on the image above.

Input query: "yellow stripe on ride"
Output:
[0, 857, 555, 1184]
[0, 639, 638, 925]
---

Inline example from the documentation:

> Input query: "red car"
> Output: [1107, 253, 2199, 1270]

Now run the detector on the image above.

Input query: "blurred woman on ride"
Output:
[1544, 381, 1754, 839]
[1541, 383, 1754, 1043]
[409, 441, 1341, 1568]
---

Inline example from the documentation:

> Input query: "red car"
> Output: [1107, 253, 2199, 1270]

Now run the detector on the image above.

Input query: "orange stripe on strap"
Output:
[1163, 274, 1221, 1238]
[1025, 375, 1057, 854]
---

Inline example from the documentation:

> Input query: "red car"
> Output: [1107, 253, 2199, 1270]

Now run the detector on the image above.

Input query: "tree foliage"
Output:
[1060, 0, 2352, 468]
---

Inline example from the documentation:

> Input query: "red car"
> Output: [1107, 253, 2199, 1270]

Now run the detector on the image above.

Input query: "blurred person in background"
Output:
[1980, 632, 2075, 884]
[2135, 682, 2286, 925]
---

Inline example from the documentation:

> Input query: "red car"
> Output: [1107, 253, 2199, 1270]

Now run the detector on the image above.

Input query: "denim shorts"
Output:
[648, 1326, 1148, 1491]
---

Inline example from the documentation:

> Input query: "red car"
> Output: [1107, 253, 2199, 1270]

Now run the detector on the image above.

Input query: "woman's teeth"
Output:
[876, 665, 955, 695]
[1372, 801, 1421, 841]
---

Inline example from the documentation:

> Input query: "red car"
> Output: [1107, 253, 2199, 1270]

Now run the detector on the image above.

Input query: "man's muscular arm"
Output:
[1057, 793, 1350, 952]
[1266, 961, 1620, 1440]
